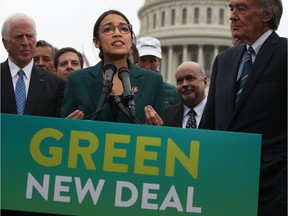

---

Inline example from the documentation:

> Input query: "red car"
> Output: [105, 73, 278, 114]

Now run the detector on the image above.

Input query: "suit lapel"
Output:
[129, 64, 145, 104]
[219, 44, 246, 130]
[228, 45, 246, 110]
[232, 32, 279, 118]
[174, 104, 184, 127]
[85, 64, 105, 108]
[84, 63, 114, 121]
[25, 66, 46, 114]
[1, 60, 17, 113]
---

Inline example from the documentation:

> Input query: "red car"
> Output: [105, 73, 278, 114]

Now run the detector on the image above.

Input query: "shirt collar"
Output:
[248, 29, 273, 55]
[194, 97, 207, 116]
[8, 58, 34, 79]
[183, 96, 207, 117]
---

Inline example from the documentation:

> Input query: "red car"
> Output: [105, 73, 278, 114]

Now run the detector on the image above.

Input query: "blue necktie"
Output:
[15, 70, 26, 115]
[186, 109, 197, 128]
[235, 46, 254, 103]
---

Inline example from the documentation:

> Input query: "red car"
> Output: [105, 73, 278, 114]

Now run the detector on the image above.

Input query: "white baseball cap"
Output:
[136, 37, 162, 59]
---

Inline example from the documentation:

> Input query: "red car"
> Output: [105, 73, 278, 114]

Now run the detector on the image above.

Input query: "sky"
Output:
[0, 0, 287, 65]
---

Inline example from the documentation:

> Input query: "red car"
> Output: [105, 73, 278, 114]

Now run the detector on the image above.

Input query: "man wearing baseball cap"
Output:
[136, 37, 179, 108]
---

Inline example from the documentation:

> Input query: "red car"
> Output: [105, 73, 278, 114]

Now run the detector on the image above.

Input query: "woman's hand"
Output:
[66, 110, 84, 119]
[144, 105, 163, 126]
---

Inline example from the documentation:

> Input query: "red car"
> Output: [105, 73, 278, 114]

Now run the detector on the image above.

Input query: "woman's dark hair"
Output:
[93, 10, 136, 60]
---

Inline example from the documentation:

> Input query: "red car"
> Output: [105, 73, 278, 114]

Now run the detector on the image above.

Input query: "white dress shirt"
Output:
[182, 97, 207, 128]
[9, 58, 33, 96]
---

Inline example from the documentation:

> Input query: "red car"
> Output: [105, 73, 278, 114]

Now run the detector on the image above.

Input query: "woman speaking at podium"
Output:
[61, 10, 164, 126]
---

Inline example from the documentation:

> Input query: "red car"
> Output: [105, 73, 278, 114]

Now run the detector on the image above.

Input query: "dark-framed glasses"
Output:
[99, 23, 132, 35]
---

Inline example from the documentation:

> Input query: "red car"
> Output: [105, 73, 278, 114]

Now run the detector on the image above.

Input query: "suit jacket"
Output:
[1, 60, 66, 117]
[165, 103, 205, 128]
[201, 31, 287, 160]
[61, 61, 164, 124]
[201, 31, 287, 214]
[165, 103, 183, 127]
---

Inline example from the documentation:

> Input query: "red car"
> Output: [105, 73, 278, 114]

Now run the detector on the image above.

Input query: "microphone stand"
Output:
[114, 96, 133, 122]
[114, 96, 143, 124]
[117, 67, 140, 123]
[89, 80, 112, 120]
[89, 63, 117, 120]
[122, 89, 136, 118]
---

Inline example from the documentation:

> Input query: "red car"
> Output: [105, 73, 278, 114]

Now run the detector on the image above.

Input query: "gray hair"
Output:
[258, 0, 283, 30]
[1, 13, 37, 40]
[36, 40, 58, 58]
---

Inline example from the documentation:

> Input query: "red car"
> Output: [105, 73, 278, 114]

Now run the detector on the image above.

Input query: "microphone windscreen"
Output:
[103, 63, 117, 74]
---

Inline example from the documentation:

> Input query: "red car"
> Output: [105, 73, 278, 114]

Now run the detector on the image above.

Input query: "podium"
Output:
[1, 114, 261, 216]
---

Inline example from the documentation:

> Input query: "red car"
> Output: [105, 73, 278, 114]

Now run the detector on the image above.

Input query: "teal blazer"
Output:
[60, 61, 164, 124]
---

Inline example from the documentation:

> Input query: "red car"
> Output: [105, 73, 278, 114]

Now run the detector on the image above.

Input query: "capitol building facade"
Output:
[137, 0, 233, 84]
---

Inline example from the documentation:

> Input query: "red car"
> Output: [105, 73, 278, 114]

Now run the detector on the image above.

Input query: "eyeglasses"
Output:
[98, 23, 132, 35]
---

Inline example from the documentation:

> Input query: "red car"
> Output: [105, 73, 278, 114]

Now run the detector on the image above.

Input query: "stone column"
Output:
[167, 46, 174, 83]
[198, 45, 203, 67]
[161, 48, 167, 81]
[213, 45, 219, 61]
[182, 45, 188, 62]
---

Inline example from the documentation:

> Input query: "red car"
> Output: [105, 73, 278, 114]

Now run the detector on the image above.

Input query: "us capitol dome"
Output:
[137, 0, 233, 84]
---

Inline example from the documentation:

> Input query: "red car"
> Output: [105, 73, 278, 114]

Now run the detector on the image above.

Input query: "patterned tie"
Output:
[186, 109, 197, 128]
[15, 70, 26, 115]
[235, 46, 254, 103]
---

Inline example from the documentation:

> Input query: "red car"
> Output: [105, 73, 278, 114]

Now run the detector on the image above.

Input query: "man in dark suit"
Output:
[201, 0, 287, 215]
[165, 61, 207, 128]
[1, 13, 65, 216]
[1, 13, 66, 118]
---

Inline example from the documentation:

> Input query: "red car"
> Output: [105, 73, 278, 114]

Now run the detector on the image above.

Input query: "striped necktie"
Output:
[15, 70, 26, 115]
[186, 109, 197, 128]
[235, 46, 254, 103]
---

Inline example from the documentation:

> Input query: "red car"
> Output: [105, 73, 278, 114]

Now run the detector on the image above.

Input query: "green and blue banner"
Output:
[1, 113, 261, 215]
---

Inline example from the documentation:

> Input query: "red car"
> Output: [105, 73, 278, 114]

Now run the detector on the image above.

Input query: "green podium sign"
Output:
[1, 114, 261, 215]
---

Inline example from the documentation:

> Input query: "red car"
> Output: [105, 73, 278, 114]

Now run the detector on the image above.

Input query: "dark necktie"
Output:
[15, 70, 26, 115]
[186, 109, 197, 128]
[235, 46, 254, 103]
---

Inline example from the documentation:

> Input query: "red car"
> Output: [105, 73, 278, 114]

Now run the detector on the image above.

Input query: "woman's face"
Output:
[94, 13, 133, 61]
